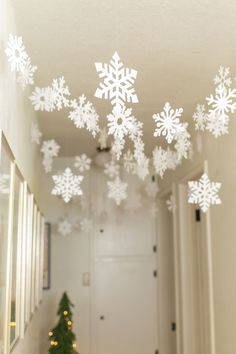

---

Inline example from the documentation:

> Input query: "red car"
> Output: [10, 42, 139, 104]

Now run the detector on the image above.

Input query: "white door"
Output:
[94, 259, 157, 354]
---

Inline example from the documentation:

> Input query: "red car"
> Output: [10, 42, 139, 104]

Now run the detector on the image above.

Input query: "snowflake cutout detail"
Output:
[51, 76, 70, 110]
[5, 34, 28, 72]
[17, 57, 37, 90]
[123, 150, 135, 173]
[107, 176, 128, 205]
[104, 160, 120, 179]
[74, 154, 91, 173]
[153, 102, 183, 144]
[193, 104, 208, 131]
[80, 218, 93, 233]
[214, 66, 232, 88]
[206, 111, 229, 138]
[52, 168, 84, 203]
[41, 139, 60, 159]
[95, 52, 138, 107]
[31, 123, 42, 144]
[188, 173, 221, 213]
[107, 105, 135, 140]
[69, 95, 99, 137]
[58, 219, 73, 236]
[152, 146, 168, 179]
[29, 86, 54, 112]
[0, 174, 10, 194]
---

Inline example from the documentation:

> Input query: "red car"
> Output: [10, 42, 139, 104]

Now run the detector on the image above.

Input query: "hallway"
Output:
[1, 1, 236, 354]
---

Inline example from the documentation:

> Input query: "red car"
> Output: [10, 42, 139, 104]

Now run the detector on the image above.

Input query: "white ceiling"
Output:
[13, 0, 236, 157]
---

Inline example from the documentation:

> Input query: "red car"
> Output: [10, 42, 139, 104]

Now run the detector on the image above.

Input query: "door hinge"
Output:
[153, 245, 157, 253]
[153, 270, 158, 277]
[195, 208, 201, 222]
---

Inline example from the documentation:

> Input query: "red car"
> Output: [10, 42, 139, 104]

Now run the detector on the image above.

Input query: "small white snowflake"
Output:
[69, 95, 99, 137]
[80, 218, 93, 233]
[123, 149, 135, 173]
[98, 127, 108, 149]
[206, 84, 236, 117]
[214, 66, 232, 88]
[52, 168, 84, 203]
[29, 86, 54, 112]
[206, 111, 229, 138]
[153, 102, 184, 144]
[166, 195, 176, 213]
[42, 157, 53, 173]
[31, 123, 42, 144]
[107, 176, 128, 205]
[174, 124, 191, 160]
[107, 105, 134, 140]
[58, 219, 73, 236]
[133, 138, 145, 164]
[17, 57, 37, 90]
[104, 160, 120, 179]
[133, 156, 149, 180]
[95, 52, 138, 107]
[166, 148, 180, 170]
[111, 137, 125, 160]
[41, 139, 60, 159]
[74, 154, 91, 173]
[188, 173, 221, 213]
[51, 76, 70, 110]
[0, 174, 10, 194]
[5, 34, 28, 72]
[193, 104, 208, 131]
[152, 146, 168, 179]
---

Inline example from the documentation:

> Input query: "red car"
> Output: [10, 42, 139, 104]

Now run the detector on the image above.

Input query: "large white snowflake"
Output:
[74, 154, 91, 173]
[107, 104, 134, 140]
[188, 173, 221, 213]
[152, 146, 168, 179]
[17, 57, 37, 90]
[0, 174, 10, 194]
[104, 160, 120, 179]
[51, 76, 71, 110]
[52, 168, 84, 203]
[31, 123, 42, 144]
[69, 95, 99, 137]
[153, 102, 184, 144]
[58, 219, 73, 236]
[107, 176, 128, 205]
[5, 34, 28, 72]
[29, 86, 54, 112]
[95, 52, 138, 107]
[193, 104, 208, 131]
[41, 139, 60, 159]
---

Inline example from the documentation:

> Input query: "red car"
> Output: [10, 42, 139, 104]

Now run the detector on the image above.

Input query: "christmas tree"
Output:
[48, 292, 78, 354]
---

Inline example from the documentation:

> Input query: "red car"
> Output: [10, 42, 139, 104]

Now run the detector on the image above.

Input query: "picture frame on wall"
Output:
[43, 222, 51, 290]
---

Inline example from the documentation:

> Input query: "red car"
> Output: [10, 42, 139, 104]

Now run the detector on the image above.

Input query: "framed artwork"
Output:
[43, 222, 51, 290]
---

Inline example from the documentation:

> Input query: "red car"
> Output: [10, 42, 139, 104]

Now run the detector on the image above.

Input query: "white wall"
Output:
[0, 1, 42, 353]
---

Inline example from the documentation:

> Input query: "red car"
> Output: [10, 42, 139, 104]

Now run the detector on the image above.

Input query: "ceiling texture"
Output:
[13, 0, 236, 157]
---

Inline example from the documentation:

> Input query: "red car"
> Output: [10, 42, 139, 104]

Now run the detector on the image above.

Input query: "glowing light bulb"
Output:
[64, 310, 68, 316]
[68, 320, 72, 326]
[49, 331, 53, 337]
[73, 343, 77, 348]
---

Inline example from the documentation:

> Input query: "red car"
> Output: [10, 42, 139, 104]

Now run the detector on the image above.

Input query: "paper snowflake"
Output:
[52, 168, 84, 203]
[5, 34, 28, 72]
[42, 157, 53, 173]
[133, 156, 149, 180]
[104, 160, 120, 179]
[69, 95, 99, 137]
[123, 150, 135, 173]
[0, 174, 10, 194]
[214, 66, 232, 88]
[98, 127, 108, 149]
[17, 57, 37, 90]
[207, 83, 236, 118]
[51, 76, 70, 110]
[166, 148, 180, 170]
[41, 139, 60, 159]
[31, 123, 42, 144]
[193, 104, 208, 131]
[188, 173, 221, 213]
[58, 219, 73, 236]
[107, 176, 128, 205]
[174, 124, 191, 160]
[144, 179, 159, 198]
[80, 218, 93, 233]
[166, 195, 176, 213]
[133, 138, 145, 164]
[111, 137, 125, 160]
[107, 105, 134, 140]
[152, 146, 168, 179]
[206, 111, 229, 138]
[74, 154, 91, 173]
[153, 102, 184, 144]
[29, 86, 54, 112]
[95, 52, 138, 107]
